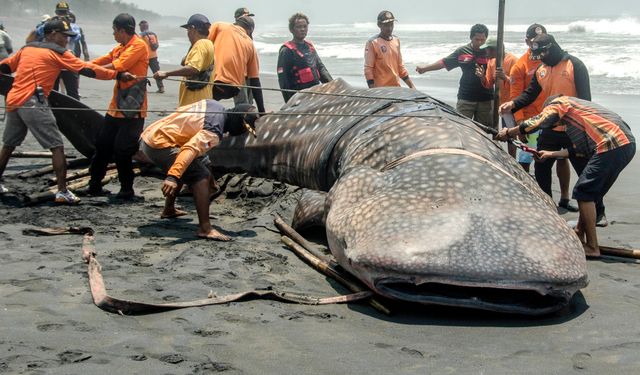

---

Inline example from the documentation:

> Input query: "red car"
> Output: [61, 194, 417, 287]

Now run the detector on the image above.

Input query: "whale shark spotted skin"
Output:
[209, 79, 588, 315]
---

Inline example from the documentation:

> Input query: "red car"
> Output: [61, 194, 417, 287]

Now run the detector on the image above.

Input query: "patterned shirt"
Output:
[520, 96, 635, 158]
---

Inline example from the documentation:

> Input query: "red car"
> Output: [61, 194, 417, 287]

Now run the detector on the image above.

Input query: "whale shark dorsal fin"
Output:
[292, 190, 328, 230]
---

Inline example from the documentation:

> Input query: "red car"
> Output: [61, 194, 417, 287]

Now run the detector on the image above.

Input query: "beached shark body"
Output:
[209, 79, 588, 315]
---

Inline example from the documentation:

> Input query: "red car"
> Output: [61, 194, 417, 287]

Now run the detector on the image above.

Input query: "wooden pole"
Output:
[11, 151, 76, 159]
[600, 245, 640, 260]
[492, 0, 506, 130]
[274, 215, 392, 315]
[47, 164, 116, 186]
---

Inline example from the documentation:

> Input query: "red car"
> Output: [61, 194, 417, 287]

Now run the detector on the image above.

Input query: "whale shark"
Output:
[209, 78, 588, 315]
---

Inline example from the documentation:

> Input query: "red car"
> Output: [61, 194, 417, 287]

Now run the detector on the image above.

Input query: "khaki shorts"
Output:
[456, 99, 495, 130]
[3, 95, 64, 149]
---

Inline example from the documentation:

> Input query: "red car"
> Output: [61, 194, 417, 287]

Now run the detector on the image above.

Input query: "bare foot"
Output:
[197, 229, 232, 241]
[583, 243, 601, 259]
[161, 208, 188, 219]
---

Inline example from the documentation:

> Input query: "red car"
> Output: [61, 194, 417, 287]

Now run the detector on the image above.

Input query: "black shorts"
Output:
[212, 81, 240, 100]
[572, 143, 635, 202]
[141, 142, 210, 186]
[538, 128, 572, 158]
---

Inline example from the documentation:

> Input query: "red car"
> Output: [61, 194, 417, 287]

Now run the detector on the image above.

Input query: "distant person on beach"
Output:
[154, 14, 214, 107]
[474, 36, 518, 157]
[416, 24, 493, 128]
[233, 7, 256, 106]
[0, 21, 13, 60]
[140, 100, 258, 241]
[207, 15, 266, 114]
[277, 12, 332, 103]
[364, 11, 415, 89]
[500, 34, 591, 215]
[139, 20, 164, 93]
[496, 95, 635, 258]
[88, 13, 149, 200]
[0, 18, 135, 201]
[52, 9, 90, 100]
[510, 23, 547, 173]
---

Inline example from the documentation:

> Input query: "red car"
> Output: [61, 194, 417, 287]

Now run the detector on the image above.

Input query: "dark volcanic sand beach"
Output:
[1, 63, 640, 373]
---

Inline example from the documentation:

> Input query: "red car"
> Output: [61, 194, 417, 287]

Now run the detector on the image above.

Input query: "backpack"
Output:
[142, 31, 159, 51]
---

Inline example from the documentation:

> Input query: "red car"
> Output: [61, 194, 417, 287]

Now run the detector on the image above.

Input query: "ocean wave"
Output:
[567, 17, 640, 35]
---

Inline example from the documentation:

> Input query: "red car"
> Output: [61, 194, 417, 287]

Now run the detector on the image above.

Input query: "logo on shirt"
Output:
[539, 68, 547, 78]
[381, 45, 387, 53]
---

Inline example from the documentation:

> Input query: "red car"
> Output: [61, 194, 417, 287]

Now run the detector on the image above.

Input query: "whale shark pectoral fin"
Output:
[292, 189, 328, 231]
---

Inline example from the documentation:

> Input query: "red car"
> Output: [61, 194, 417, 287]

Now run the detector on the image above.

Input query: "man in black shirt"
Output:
[416, 24, 494, 128]
[277, 13, 332, 103]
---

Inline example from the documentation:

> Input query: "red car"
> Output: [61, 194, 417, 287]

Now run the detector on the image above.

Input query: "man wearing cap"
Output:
[496, 95, 635, 258]
[141, 100, 258, 241]
[364, 11, 415, 89]
[508, 24, 576, 212]
[207, 15, 266, 114]
[475, 36, 518, 157]
[139, 20, 164, 93]
[416, 24, 493, 128]
[88, 13, 149, 199]
[277, 12, 332, 103]
[500, 33, 591, 216]
[0, 18, 135, 202]
[154, 14, 214, 107]
[0, 22, 13, 60]
[234, 7, 255, 22]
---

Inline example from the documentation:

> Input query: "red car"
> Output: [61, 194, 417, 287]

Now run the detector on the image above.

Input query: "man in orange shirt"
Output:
[139, 20, 164, 93]
[364, 11, 415, 89]
[475, 36, 518, 157]
[207, 16, 265, 114]
[501, 31, 589, 214]
[88, 13, 149, 199]
[141, 100, 258, 241]
[0, 18, 133, 202]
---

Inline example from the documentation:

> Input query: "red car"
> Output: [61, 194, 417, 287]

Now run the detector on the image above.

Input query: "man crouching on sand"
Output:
[140, 100, 258, 241]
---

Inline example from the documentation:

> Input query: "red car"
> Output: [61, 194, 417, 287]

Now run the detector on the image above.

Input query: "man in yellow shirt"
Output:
[154, 14, 214, 107]
[364, 11, 415, 89]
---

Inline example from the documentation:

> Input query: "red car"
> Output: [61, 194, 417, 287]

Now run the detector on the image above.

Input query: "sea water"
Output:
[94, 16, 640, 126]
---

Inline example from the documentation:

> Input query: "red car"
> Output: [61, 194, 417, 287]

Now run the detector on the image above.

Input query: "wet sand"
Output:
[1, 70, 640, 374]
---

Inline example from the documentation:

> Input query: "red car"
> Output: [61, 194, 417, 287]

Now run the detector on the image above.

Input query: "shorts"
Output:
[572, 143, 635, 202]
[537, 128, 571, 160]
[456, 99, 494, 129]
[141, 141, 210, 186]
[3, 95, 64, 149]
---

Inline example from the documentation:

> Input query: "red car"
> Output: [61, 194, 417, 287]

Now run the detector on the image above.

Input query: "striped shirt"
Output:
[519, 96, 635, 158]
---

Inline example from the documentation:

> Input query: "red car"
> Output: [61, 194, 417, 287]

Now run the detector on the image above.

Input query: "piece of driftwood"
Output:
[11, 151, 76, 159]
[275, 216, 392, 315]
[47, 164, 116, 186]
[25, 169, 120, 204]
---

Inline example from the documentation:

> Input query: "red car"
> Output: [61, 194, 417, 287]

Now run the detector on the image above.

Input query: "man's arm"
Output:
[276, 46, 293, 102]
[79, 28, 89, 61]
[248, 77, 265, 113]
[415, 60, 445, 74]
[570, 56, 591, 101]
[364, 39, 376, 88]
[154, 65, 198, 80]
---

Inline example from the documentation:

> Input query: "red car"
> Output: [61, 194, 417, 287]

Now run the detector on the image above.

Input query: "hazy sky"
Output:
[127, 0, 639, 25]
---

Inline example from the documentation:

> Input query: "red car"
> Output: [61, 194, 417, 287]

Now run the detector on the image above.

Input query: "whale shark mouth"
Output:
[375, 279, 582, 315]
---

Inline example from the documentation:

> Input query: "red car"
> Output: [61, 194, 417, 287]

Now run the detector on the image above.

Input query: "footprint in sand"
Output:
[571, 352, 592, 370]
[599, 273, 628, 283]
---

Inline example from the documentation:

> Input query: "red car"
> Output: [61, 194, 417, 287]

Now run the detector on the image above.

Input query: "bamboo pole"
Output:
[492, 0, 506, 129]
[600, 245, 640, 260]
[274, 216, 391, 315]
[11, 151, 76, 159]
[14, 158, 89, 179]
[46, 164, 116, 186]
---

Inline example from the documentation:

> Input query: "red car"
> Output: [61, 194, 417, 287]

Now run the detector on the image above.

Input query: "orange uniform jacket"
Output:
[509, 49, 545, 123]
[1, 44, 117, 111]
[482, 52, 517, 105]
[92, 35, 149, 118]
[208, 22, 259, 86]
[364, 35, 409, 87]
[141, 100, 223, 179]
